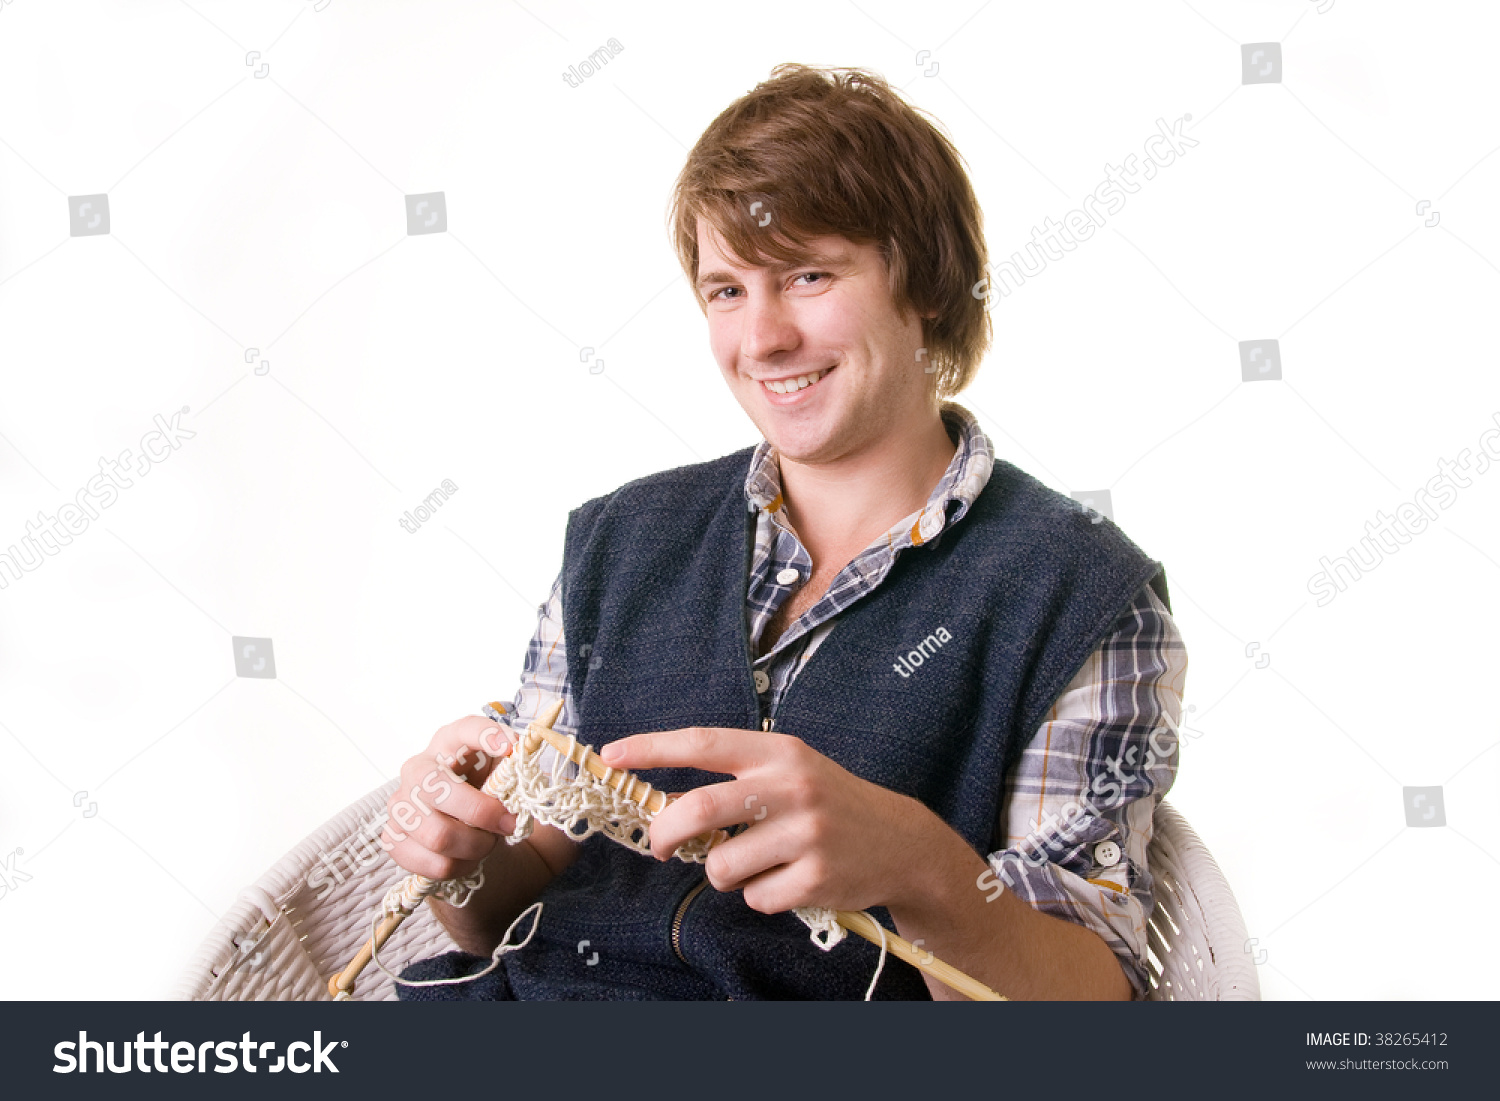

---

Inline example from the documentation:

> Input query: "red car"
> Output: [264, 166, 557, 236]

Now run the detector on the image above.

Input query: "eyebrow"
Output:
[695, 250, 852, 291]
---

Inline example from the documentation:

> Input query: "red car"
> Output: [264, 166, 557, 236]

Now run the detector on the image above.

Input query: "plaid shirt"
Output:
[484, 401, 1186, 997]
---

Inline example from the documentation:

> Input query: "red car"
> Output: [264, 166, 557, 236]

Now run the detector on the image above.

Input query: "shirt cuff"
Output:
[985, 830, 1155, 999]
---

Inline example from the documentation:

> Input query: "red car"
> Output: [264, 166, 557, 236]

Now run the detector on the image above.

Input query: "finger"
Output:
[736, 860, 820, 916]
[387, 774, 511, 860]
[435, 723, 517, 785]
[702, 820, 802, 894]
[600, 726, 772, 776]
[413, 767, 518, 836]
[384, 826, 496, 882]
[399, 807, 501, 865]
[648, 778, 775, 860]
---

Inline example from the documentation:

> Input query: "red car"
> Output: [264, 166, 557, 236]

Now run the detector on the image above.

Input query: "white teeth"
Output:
[765, 369, 825, 394]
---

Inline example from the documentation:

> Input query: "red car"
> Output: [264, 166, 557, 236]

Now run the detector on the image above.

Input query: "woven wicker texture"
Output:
[173, 785, 1258, 1001]
[170, 780, 458, 1002]
[1144, 800, 1260, 1000]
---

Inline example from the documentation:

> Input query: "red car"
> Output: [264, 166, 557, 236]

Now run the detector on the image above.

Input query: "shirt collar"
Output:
[743, 401, 995, 545]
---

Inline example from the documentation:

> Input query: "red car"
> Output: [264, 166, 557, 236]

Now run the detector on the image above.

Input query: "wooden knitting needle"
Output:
[833, 910, 1004, 1001]
[516, 710, 1005, 1002]
[510, 706, 729, 851]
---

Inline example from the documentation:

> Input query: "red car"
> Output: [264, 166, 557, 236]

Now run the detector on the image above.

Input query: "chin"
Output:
[768, 425, 838, 462]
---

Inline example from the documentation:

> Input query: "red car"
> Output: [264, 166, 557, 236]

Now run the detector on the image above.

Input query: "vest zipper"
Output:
[670, 876, 711, 964]
[671, 719, 775, 969]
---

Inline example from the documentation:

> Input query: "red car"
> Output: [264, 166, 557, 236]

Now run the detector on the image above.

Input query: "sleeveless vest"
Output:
[492, 447, 1166, 1000]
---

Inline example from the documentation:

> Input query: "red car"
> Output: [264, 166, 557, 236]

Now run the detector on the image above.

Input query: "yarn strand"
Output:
[372, 900, 543, 991]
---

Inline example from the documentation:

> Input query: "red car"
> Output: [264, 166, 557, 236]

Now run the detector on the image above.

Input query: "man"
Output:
[386, 64, 1185, 1001]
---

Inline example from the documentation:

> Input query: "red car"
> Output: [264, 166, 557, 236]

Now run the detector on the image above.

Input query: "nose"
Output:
[741, 290, 801, 364]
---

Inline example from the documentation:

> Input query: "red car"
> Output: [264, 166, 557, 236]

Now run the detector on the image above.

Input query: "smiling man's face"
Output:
[696, 217, 936, 467]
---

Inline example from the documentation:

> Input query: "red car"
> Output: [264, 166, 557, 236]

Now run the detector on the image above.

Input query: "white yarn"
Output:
[481, 730, 889, 1000]
[796, 905, 888, 1001]
[382, 865, 487, 920]
[365, 725, 890, 1000]
[374, 900, 543, 990]
[481, 729, 717, 862]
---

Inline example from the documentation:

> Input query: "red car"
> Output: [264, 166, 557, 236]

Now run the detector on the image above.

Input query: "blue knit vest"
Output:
[493, 446, 1167, 1000]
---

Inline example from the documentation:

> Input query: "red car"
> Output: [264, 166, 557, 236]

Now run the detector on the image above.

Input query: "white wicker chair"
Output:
[171, 780, 446, 1002]
[172, 784, 1258, 1001]
[1144, 800, 1259, 1000]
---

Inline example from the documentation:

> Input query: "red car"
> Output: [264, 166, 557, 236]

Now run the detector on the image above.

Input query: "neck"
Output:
[777, 407, 958, 563]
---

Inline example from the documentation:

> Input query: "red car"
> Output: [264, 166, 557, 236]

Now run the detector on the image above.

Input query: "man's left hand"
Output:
[599, 727, 947, 917]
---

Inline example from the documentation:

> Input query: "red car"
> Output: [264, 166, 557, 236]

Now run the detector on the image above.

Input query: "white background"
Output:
[1, 0, 1496, 1000]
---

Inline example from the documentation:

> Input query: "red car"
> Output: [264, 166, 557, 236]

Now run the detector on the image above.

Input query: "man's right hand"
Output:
[382, 715, 520, 882]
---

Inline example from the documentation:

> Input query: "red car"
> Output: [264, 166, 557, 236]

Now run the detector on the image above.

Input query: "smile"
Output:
[760, 367, 833, 398]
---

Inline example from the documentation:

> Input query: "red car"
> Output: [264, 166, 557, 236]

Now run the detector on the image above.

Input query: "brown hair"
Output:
[668, 64, 991, 401]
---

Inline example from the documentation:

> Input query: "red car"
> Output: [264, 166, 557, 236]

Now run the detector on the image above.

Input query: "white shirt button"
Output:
[918, 511, 942, 539]
[775, 567, 800, 585]
[753, 669, 770, 693]
[1093, 841, 1122, 867]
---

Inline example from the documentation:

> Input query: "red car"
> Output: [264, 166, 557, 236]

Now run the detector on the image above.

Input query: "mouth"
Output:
[757, 366, 835, 403]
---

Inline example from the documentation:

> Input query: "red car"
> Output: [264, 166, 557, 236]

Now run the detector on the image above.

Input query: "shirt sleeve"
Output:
[481, 569, 579, 779]
[985, 581, 1187, 999]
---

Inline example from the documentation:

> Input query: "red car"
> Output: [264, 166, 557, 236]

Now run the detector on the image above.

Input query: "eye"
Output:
[707, 286, 743, 302]
[793, 272, 830, 287]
